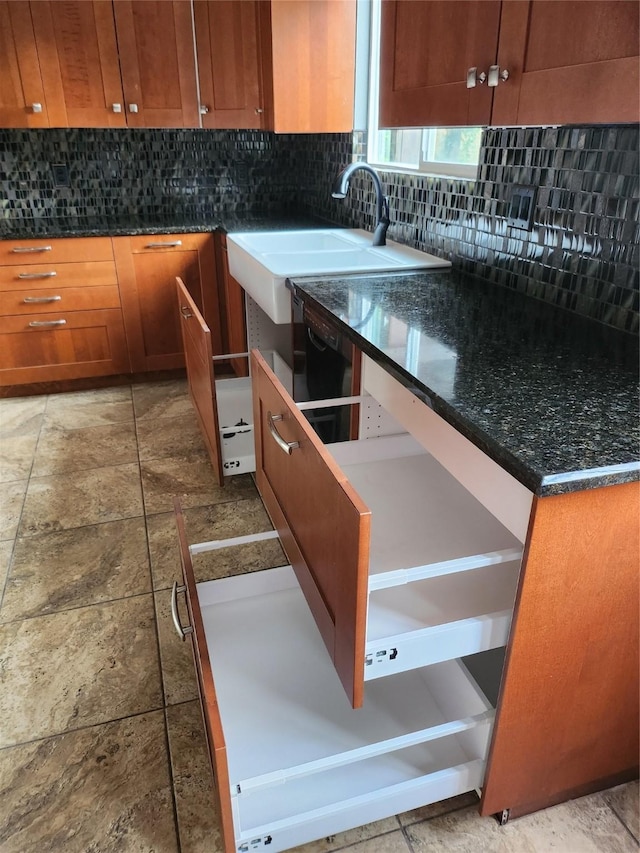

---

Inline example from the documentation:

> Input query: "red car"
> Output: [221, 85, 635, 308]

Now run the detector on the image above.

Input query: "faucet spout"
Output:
[331, 163, 390, 247]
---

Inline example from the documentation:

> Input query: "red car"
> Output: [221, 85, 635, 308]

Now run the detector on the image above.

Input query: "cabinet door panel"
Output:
[113, 0, 199, 127]
[115, 234, 219, 373]
[270, 0, 356, 133]
[194, 0, 264, 129]
[379, 0, 500, 127]
[0, 1, 48, 127]
[252, 348, 370, 709]
[177, 277, 224, 484]
[31, 0, 125, 127]
[492, 0, 640, 125]
[0, 308, 130, 384]
[481, 481, 640, 818]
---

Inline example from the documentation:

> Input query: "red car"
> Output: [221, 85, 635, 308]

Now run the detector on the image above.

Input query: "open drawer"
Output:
[173, 504, 495, 853]
[251, 349, 528, 709]
[177, 278, 291, 484]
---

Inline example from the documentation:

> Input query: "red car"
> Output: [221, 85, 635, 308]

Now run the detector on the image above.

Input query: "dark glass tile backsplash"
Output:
[0, 125, 637, 333]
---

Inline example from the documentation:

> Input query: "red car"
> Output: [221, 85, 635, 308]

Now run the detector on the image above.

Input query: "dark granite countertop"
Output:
[0, 213, 332, 240]
[288, 270, 640, 497]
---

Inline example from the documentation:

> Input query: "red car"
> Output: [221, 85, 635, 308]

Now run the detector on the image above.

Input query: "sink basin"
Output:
[227, 228, 452, 324]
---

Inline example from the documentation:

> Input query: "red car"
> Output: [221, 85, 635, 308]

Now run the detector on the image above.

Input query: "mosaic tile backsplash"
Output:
[0, 125, 637, 333]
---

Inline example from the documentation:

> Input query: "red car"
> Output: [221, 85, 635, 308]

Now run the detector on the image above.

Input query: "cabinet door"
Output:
[492, 0, 640, 125]
[0, 1, 48, 127]
[112, 0, 199, 128]
[252, 348, 371, 709]
[194, 0, 265, 129]
[115, 234, 220, 373]
[379, 0, 500, 127]
[30, 0, 126, 127]
[176, 277, 224, 485]
[270, 0, 356, 132]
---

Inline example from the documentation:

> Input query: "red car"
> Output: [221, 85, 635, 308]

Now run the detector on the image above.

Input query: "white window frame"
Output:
[366, 0, 481, 181]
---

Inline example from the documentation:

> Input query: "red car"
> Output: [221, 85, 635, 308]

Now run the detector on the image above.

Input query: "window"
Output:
[366, 0, 482, 180]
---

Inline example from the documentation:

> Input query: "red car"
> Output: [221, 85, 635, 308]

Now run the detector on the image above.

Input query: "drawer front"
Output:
[0, 308, 130, 385]
[251, 348, 371, 709]
[0, 261, 118, 291]
[177, 277, 223, 484]
[173, 502, 236, 853]
[0, 237, 114, 264]
[1, 285, 121, 315]
[127, 233, 209, 253]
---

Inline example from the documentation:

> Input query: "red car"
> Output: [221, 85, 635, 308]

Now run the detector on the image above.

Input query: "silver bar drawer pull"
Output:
[23, 295, 62, 304]
[18, 271, 57, 280]
[11, 245, 53, 253]
[28, 319, 67, 327]
[145, 240, 183, 249]
[171, 582, 194, 641]
[267, 412, 300, 455]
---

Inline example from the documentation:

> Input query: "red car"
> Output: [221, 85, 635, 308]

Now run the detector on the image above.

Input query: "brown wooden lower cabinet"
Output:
[114, 233, 220, 373]
[0, 236, 130, 385]
[0, 308, 130, 385]
[170, 346, 637, 851]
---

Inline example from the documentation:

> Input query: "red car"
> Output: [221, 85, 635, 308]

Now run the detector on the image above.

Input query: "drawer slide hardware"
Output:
[268, 412, 300, 455]
[171, 581, 194, 641]
[231, 709, 494, 797]
[18, 271, 57, 279]
[188, 529, 279, 556]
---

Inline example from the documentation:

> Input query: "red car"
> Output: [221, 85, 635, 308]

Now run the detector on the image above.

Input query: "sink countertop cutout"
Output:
[226, 228, 451, 324]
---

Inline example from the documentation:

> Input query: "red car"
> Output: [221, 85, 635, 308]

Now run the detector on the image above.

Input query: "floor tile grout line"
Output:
[0, 586, 157, 626]
[0, 704, 167, 753]
[162, 707, 185, 853]
[0, 391, 47, 617]
[607, 801, 640, 845]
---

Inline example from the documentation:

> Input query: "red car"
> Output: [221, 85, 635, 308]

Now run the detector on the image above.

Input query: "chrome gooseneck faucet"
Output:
[331, 163, 390, 247]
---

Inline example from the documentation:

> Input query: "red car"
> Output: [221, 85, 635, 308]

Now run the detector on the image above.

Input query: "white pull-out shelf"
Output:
[196, 565, 494, 853]
[252, 349, 526, 708]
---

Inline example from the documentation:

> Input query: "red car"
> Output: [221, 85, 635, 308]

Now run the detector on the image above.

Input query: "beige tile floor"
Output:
[0, 381, 637, 853]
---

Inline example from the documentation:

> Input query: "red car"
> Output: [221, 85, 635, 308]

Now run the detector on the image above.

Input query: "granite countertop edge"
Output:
[289, 276, 639, 499]
[0, 215, 334, 240]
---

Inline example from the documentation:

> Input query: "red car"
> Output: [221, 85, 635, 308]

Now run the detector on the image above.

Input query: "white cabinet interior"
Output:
[174, 340, 536, 851]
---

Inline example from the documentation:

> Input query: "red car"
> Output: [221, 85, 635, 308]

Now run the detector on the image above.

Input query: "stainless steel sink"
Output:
[227, 228, 451, 324]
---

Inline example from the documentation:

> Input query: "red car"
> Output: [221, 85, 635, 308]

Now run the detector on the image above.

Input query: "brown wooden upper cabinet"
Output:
[268, 0, 357, 133]
[0, 1, 49, 127]
[0, 0, 357, 131]
[379, 0, 640, 128]
[194, 0, 266, 129]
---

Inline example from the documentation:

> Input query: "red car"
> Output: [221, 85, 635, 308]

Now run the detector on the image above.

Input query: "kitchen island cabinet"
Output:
[380, 0, 640, 127]
[279, 271, 639, 821]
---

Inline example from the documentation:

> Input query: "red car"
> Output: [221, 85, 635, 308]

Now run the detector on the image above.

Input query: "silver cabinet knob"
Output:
[488, 65, 510, 87]
[199, 105, 210, 115]
[112, 103, 122, 113]
[31, 103, 43, 113]
[128, 103, 139, 113]
[255, 107, 264, 114]
[466, 68, 487, 88]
